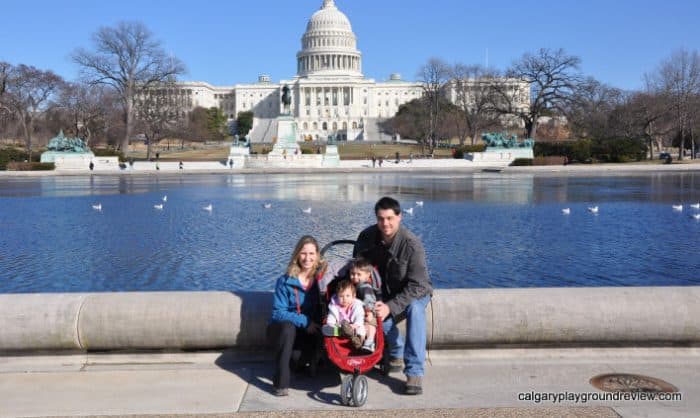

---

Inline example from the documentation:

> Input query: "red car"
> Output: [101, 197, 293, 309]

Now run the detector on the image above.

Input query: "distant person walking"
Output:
[371, 155, 376, 168]
[229, 158, 234, 169]
[89, 161, 94, 171]
[179, 161, 184, 170]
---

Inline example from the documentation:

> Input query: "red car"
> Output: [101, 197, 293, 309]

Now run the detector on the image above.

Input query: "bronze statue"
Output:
[281, 84, 291, 114]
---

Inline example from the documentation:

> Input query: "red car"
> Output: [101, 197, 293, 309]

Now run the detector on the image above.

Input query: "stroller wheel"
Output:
[351, 375, 368, 407]
[340, 374, 353, 406]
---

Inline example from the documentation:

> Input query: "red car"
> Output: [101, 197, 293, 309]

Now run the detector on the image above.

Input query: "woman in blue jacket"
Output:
[268, 235, 326, 396]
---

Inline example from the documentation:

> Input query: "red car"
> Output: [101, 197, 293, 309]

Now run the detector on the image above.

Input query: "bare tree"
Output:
[625, 91, 674, 159]
[57, 82, 118, 147]
[495, 48, 582, 139]
[2, 64, 64, 159]
[134, 84, 185, 159]
[449, 64, 502, 145]
[647, 49, 700, 159]
[417, 58, 450, 153]
[567, 77, 625, 140]
[73, 21, 186, 153]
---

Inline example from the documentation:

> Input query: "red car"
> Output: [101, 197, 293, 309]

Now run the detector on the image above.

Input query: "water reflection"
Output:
[1, 172, 699, 293]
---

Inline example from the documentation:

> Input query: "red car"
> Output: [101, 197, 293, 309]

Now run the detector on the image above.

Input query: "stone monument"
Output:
[481, 132, 534, 159]
[40, 130, 97, 170]
[322, 133, 340, 167]
[228, 134, 250, 168]
[269, 84, 301, 158]
[463, 132, 535, 167]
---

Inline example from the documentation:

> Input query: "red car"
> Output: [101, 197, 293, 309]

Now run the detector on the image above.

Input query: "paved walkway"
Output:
[1, 347, 696, 417]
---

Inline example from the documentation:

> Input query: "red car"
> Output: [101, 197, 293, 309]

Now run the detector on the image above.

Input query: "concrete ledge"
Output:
[0, 287, 699, 352]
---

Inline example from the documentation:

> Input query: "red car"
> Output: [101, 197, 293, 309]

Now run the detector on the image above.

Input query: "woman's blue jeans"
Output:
[382, 294, 430, 377]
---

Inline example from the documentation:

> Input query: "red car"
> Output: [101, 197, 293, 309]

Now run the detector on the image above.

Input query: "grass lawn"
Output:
[121, 141, 457, 160]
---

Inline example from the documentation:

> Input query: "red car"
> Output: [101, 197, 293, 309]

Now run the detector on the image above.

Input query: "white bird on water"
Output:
[263, 203, 272, 209]
[690, 203, 700, 209]
[692, 214, 700, 220]
[302, 207, 312, 214]
[154, 204, 163, 210]
[404, 207, 414, 215]
[92, 203, 102, 211]
[203, 204, 213, 212]
[672, 204, 683, 211]
[415, 201, 424, 207]
[562, 208, 571, 215]
[587, 206, 599, 213]
[162, 195, 168, 202]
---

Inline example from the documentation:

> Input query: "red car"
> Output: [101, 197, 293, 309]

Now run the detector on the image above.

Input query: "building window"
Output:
[342, 122, 347, 130]
[352, 121, 357, 129]
[303, 122, 308, 130]
[332, 122, 337, 131]
[322, 122, 328, 131]
[313, 122, 318, 130]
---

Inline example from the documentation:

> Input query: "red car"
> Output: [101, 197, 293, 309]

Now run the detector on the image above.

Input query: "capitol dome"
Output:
[296, 0, 363, 78]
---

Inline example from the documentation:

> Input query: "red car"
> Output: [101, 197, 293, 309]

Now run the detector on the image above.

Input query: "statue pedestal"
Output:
[465, 148, 534, 167]
[228, 145, 250, 168]
[41, 151, 96, 170]
[322, 145, 340, 167]
[269, 116, 300, 156]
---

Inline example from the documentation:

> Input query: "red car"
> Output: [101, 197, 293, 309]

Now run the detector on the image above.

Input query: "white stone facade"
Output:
[168, 0, 528, 142]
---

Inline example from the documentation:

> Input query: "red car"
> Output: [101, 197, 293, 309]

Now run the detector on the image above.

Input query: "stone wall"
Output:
[1, 287, 698, 352]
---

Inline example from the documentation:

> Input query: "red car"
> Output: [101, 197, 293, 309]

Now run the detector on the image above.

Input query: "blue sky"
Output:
[1, 0, 698, 91]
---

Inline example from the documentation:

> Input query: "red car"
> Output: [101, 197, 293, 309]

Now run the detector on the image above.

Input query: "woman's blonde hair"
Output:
[286, 235, 327, 278]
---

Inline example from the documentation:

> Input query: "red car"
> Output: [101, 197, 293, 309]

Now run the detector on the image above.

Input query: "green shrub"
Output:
[0, 148, 31, 170]
[510, 158, 533, 166]
[453, 144, 486, 158]
[6, 161, 54, 171]
[591, 137, 647, 163]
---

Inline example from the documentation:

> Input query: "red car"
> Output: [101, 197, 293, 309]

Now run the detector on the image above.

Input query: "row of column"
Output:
[300, 86, 355, 110]
[298, 54, 360, 73]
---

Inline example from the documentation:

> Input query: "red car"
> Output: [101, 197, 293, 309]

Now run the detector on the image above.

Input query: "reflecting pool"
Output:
[1, 172, 699, 293]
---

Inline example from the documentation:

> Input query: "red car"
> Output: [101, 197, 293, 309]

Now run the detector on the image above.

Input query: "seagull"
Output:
[203, 204, 213, 212]
[263, 203, 272, 209]
[562, 208, 571, 215]
[415, 201, 424, 207]
[672, 205, 683, 211]
[92, 203, 102, 211]
[302, 207, 312, 214]
[154, 204, 164, 210]
[404, 207, 414, 215]
[690, 203, 700, 209]
[587, 206, 599, 213]
[692, 214, 700, 220]
[162, 195, 168, 202]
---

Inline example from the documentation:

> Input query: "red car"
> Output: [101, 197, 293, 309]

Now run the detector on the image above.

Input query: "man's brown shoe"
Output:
[405, 375, 422, 395]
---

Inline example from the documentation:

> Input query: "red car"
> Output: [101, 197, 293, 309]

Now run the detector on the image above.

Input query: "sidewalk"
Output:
[1, 347, 697, 417]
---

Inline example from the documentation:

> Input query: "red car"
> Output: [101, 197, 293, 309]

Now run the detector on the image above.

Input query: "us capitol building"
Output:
[169, 0, 528, 143]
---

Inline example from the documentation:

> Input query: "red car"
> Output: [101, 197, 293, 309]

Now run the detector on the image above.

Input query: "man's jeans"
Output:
[382, 294, 430, 377]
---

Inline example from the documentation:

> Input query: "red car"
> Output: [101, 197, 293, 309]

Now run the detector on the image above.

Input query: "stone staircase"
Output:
[361, 117, 393, 142]
[248, 118, 276, 143]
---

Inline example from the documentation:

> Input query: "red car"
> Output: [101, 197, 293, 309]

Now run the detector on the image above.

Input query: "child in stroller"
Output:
[318, 241, 384, 407]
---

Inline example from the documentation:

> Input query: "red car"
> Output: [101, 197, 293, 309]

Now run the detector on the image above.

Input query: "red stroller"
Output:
[319, 240, 385, 407]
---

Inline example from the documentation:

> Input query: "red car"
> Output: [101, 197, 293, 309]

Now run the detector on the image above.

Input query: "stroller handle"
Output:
[320, 239, 356, 256]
